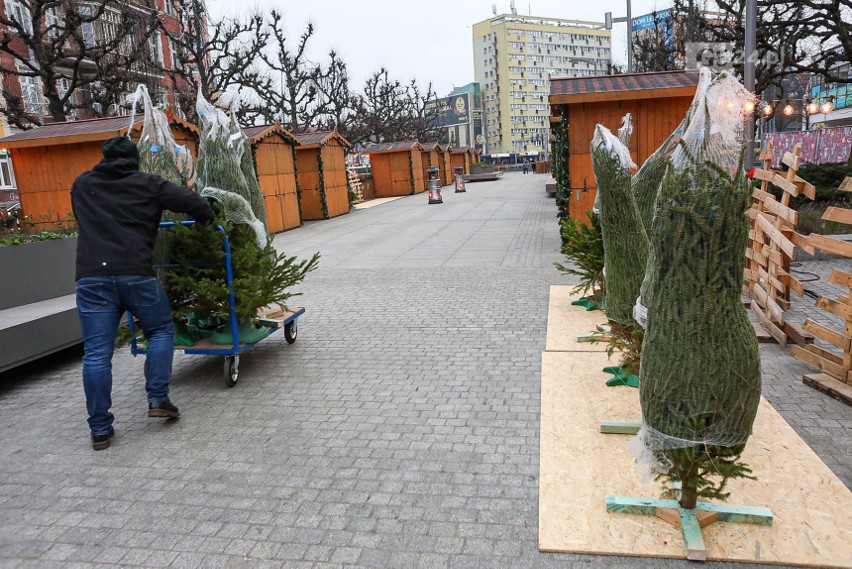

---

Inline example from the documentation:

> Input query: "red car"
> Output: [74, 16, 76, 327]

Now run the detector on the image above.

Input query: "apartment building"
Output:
[472, 14, 610, 158]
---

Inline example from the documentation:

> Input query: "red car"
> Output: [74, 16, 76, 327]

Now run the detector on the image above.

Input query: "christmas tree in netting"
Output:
[630, 72, 761, 509]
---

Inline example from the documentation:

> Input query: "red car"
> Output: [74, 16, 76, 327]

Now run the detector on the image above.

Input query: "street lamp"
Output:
[605, 1, 634, 73]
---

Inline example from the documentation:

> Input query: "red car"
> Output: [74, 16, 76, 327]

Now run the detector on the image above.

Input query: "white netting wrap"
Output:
[617, 113, 633, 147]
[592, 124, 637, 170]
[631, 69, 761, 497]
[130, 84, 194, 186]
[199, 186, 267, 246]
[195, 90, 268, 245]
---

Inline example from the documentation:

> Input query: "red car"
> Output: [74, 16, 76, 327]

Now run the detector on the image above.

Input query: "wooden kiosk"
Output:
[449, 147, 472, 176]
[364, 141, 425, 196]
[419, 142, 442, 186]
[295, 130, 352, 220]
[438, 144, 453, 185]
[0, 115, 197, 229]
[549, 70, 700, 224]
[243, 124, 301, 234]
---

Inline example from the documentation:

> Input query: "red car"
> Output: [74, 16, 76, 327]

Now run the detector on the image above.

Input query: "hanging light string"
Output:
[742, 95, 837, 117]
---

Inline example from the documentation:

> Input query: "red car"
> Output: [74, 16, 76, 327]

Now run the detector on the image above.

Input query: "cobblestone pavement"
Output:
[0, 172, 848, 568]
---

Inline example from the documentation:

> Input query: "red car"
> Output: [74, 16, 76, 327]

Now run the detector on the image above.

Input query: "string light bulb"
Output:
[743, 100, 756, 113]
[820, 98, 834, 114]
[762, 102, 774, 116]
[806, 99, 818, 115]
[783, 101, 794, 116]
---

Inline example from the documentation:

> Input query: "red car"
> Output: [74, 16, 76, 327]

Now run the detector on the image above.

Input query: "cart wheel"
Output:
[284, 320, 298, 344]
[224, 355, 240, 388]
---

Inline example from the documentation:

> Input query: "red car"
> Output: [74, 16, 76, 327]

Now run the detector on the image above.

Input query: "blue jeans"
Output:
[76, 275, 174, 435]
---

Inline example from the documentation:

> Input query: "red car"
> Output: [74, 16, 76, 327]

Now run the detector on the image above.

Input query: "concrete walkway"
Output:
[0, 171, 848, 568]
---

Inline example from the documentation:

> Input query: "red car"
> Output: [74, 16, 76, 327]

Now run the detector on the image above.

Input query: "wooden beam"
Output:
[817, 296, 852, 321]
[781, 151, 800, 171]
[756, 214, 796, 258]
[808, 234, 852, 258]
[786, 231, 815, 256]
[791, 345, 847, 380]
[599, 421, 642, 435]
[803, 373, 852, 404]
[756, 266, 787, 296]
[822, 206, 852, 225]
[839, 176, 852, 192]
[828, 270, 852, 290]
[772, 173, 798, 196]
[752, 169, 775, 183]
[802, 320, 850, 351]
[807, 344, 845, 366]
[751, 303, 787, 345]
[780, 321, 814, 348]
[758, 193, 798, 226]
[792, 176, 817, 200]
[776, 268, 804, 296]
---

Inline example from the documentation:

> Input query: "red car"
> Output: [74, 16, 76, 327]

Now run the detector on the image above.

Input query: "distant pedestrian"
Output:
[522, 161, 529, 175]
[71, 137, 215, 450]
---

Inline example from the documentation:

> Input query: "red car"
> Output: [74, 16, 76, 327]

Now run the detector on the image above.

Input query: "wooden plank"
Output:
[752, 321, 776, 343]
[755, 213, 796, 258]
[822, 206, 852, 225]
[817, 296, 852, 321]
[776, 268, 804, 296]
[751, 168, 775, 182]
[807, 234, 852, 258]
[792, 176, 817, 200]
[772, 173, 798, 196]
[839, 176, 852, 192]
[808, 344, 845, 366]
[760, 244, 787, 266]
[786, 231, 816, 256]
[801, 319, 849, 351]
[780, 321, 815, 348]
[680, 508, 707, 562]
[756, 266, 787, 296]
[803, 373, 852, 405]
[781, 151, 800, 171]
[751, 303, 787, 345]
[752, 283, 785, 324]
[694, 502, 774, 526]
[790, 345, 847, 380]
[752, 190, 797, 225]
[599, 421, 641, 435]
[828, 270, 852, 290]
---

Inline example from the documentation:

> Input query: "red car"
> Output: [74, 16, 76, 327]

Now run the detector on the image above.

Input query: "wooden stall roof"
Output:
[449, 146, 473, 155]
[549, 70, 700, 105]
[295, 129, 351, 150]
[364, 141, 423, 154]
[420, 142, 441, 151]
[242, 123, 299, 146]
[0, 115, 199, 149]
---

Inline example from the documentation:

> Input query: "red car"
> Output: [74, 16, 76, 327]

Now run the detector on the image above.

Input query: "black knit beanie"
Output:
[102, 136, 140, 162]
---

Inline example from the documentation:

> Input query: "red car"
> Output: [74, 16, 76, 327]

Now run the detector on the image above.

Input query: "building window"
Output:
[5, 0, 32, 34]
[149, 31, 161, 64]
[19, 74, 45, 116]
[0, 152, 16, 190]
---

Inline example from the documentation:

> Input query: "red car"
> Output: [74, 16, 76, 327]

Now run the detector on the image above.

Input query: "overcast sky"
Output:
[207, 0, 668, 96]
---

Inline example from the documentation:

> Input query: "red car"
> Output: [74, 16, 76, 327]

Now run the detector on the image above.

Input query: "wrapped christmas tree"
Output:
[589, 117, 648, 326]
[631, 72, 761, 509]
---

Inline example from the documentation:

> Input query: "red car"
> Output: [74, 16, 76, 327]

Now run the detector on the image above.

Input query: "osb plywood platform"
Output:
[352, 197, 404, 210]
[546, 286, 609, 352]
[539, 350, 852, 567]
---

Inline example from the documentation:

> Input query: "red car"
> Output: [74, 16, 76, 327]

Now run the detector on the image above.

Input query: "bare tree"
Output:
[672, 0, 851, 92]
[632, 10, 681, 73]
[313, 50, 358, 134]
[158, 0, 268, 121]
[0, 0, 158, 128]
[243, 10, 323, 131]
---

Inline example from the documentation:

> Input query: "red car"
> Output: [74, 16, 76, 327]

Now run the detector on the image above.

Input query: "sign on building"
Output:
[425, 93, 472, 127]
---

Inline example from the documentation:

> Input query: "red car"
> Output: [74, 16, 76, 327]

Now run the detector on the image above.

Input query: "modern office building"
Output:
[472, 13, 610, 159]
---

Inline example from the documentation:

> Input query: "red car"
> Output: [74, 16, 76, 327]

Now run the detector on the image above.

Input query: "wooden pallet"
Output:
[745, 142, 815, 347]
[792, 178, 852, 404]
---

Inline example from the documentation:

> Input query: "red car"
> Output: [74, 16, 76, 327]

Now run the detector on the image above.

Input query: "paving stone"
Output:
[0, 173, 846, 569]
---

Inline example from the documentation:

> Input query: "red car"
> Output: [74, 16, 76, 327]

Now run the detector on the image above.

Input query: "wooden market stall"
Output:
[449, 147, 472, 177]
[294, 130, 352, 220]
[419, 142, 442, 185]
[243, 124, 301, 233]
[0, 115, 198, 229]
[549, 70, 700, 224]
[364, 141, 425, 196]
[438, 144, 453, 185]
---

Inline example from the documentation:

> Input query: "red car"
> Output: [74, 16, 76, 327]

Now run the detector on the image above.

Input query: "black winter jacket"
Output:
[71, 155, 215, 280]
